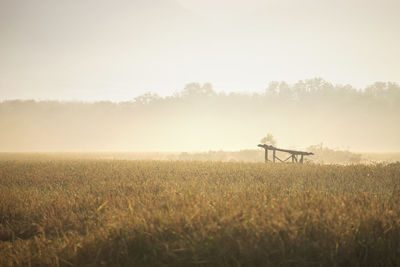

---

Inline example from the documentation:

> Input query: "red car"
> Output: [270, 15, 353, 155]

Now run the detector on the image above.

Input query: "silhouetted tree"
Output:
[181, 83, 216, 98]
[134, 92, 161, 105]
[260, 134, 277, 146]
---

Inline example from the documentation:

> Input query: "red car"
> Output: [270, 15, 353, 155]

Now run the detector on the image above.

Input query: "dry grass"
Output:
[0, 157, 399, 266]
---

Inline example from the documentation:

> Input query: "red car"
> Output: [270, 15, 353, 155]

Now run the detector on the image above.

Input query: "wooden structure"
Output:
[258, 144, 313, 164]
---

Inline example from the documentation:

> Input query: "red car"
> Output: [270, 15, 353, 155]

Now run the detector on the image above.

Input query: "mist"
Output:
[1, 79, 399, 152]
[1, 1, 399, 153]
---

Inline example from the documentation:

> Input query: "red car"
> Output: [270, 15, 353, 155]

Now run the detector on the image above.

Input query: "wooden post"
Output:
[273, 149, 276, 163]
[264, 148, 268, 163]
[300, 155, 304, 164]
[291, 154, 294, 163]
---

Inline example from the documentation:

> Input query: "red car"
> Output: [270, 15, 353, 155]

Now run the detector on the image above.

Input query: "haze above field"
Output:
[1, 0, 399, 101]
[1, 80, 399, 152]
[0, 1, 399, 153]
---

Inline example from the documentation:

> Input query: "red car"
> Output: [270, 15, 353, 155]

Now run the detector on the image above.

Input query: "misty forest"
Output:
[1, 78, 399, 154]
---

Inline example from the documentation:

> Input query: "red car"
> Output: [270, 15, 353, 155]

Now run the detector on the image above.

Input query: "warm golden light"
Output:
[0, 0, 399, 153]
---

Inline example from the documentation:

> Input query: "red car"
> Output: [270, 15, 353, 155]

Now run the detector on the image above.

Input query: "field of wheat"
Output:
[0, 156, 399, 266]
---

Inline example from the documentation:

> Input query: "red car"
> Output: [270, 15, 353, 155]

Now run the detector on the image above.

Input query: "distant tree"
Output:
[307, 143, 362, 164]
[260, 133, 277, 146]
[265, 81, 279, 96]
[181, 83, 216, 98]
[365, 82, 400, 106]
[277, 81, 293, 99]
[134, 92, 161, 105]
[365, 82, 386, 97]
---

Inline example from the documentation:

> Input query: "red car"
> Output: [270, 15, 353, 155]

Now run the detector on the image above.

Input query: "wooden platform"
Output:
[258, 144, 313, 163]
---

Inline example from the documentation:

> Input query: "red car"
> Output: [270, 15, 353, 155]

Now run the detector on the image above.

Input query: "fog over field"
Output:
[0, 0, 399, 153]
[0, 80, 399, 153]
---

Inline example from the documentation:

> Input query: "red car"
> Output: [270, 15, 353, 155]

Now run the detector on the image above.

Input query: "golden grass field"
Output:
[1, 156, 399, 266]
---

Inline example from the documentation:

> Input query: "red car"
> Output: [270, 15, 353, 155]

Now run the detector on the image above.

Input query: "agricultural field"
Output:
[0, 155, 400, 266]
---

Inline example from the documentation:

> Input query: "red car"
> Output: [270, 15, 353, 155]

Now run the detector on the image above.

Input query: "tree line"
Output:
[0, 78, 399, 152]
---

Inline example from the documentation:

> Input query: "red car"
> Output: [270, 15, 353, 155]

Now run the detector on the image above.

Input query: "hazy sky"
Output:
[1, 0, 399, 101]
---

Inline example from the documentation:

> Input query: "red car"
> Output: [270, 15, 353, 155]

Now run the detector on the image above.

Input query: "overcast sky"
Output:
[1, 0, 399, 101]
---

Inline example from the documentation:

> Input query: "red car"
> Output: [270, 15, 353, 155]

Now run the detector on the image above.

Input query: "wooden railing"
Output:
[257, 144, 313, 163]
